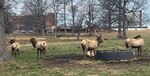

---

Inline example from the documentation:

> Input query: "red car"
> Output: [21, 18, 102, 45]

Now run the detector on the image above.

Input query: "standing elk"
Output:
[81, 34, 103, 59]
[125, 35, 144, 56]
[30, 38, 47, 58]
[9, 38, 20, 58]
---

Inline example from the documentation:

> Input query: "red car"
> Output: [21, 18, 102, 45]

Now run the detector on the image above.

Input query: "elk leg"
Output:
[89, 50, 92, 56]
[14, 51, 17, 58]
[137, 47, 140, 56]
[83, 48, 87, 59]
[17, 49, 19, 57]
[82, 45, 87, 59]
[139, 47, 142, 56]
[93, 50, 96, 56]
[37, 49, 39, 58]
[12, 50, 14, 57]
[84, 51, 86, 59]
[44, 49, 46, 58]
[11, 48, 14, 57]
[40, 50, 42, 59]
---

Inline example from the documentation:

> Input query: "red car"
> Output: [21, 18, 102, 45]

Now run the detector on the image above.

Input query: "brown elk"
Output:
[125, 35, 144, 56]
[9, 38, 20, 58]
[30, 38, 47, 58]
[81, 34, 103, 59]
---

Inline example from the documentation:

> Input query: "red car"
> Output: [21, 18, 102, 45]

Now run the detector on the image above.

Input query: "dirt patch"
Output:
[43, 54, 150, 69]
[44, 54, 90, 68]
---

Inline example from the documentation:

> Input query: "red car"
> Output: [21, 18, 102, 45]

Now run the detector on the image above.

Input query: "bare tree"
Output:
[62, 0, 69, 34]
[122, 0, 127, 39]
[4, 0, 18, 34]
[23, 0, 49, 34]
[99, 0, 146, 39]
[100, 0, 121, 38]
[70, 0, 78, 36]
[87, 0, 93, 36]
[98, 0, 115, 32]
[67, 0, 85, 36]
[83, 0, 101, 36]
[76, 12, 85, 40]
[116, 0, 146, 39]
[0, 0, 11, 61]
[117, 0, 123, 38]
[49, 0, 63, 38]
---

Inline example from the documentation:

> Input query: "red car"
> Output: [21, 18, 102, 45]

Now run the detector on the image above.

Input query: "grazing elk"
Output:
[30, 38, 47, 58]
[9, 38, 20, 58]
[81, 34, 103, 59]
[125, 35, 144, 56]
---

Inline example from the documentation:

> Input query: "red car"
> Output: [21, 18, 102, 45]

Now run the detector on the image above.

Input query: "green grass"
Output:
[1, 30, 150, 76]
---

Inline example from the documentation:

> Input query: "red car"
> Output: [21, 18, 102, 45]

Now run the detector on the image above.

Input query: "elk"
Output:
[29, 38, 47, 58]
[81, 34, 103, 59]
[125, 35, 144, 56]
[9, 38, 20, 58]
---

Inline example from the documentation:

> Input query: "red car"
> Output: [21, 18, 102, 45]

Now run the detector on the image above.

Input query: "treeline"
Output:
[4, 0, 148, 39]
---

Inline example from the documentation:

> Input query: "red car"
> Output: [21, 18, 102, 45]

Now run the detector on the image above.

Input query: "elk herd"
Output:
[8, 34, 144, 59]
[9, 38, 47, 59]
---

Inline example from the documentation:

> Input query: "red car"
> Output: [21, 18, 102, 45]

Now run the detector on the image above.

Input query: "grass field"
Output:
[1, 30, 150, 76]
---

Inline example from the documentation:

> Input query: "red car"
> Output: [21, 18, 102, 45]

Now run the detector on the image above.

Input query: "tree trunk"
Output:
[88, 3, 92, 36]
[122, 0, 127, 39]
[108, 0, 112, 33]
[77, 26, 81, 40]
[117, 0, 123, 39]
[54, 13, 58, 38]
[72, 12, 75, 36]
[64, 1, 67, 34]
[139, 10, 142, 27]
[71, 0, 75, 36]
[0, 1, 11, 61]
[77, 15, 84, 40]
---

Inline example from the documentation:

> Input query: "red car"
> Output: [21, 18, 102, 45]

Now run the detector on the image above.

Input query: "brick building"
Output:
[10, 13, 54, 33]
